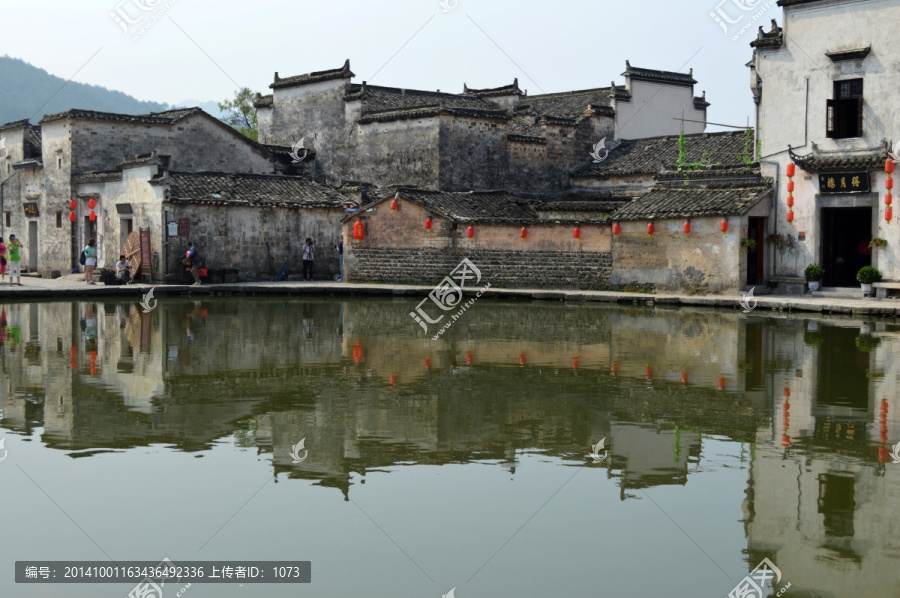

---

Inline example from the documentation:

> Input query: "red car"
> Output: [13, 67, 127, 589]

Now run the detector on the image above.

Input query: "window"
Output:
[56, 212, 62, 228]
[57, 154, 62, 169]
[827, 79, 863, 139]
[4, 212, 9, 227]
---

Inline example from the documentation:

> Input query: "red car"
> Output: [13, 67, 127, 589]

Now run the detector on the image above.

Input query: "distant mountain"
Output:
[0, 56, 170, 125]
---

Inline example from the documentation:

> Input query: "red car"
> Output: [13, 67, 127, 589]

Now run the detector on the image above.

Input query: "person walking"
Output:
[0, 237, 7, 284]
[336, 235, 344, 282]
[84, 238, 98, 285]
[302, 238, 316, 281]
[186, 241, 201, 285]
[7, 234, 24, 287]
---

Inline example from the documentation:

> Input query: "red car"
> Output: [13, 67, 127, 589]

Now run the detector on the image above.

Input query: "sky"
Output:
[0, 0, 778, 132]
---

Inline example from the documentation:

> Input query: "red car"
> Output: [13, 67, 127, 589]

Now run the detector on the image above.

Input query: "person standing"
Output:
[84, 238, 98, 285]
[302, 238, 316, 281]
[336, 235, 344, 282]
[186, 241, 201, 285]
[7, 234, 24, 287]
[0, 237, 7, 284]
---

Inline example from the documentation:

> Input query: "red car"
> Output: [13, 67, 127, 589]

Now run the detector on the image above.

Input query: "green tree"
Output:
[218, 87, 259, 142]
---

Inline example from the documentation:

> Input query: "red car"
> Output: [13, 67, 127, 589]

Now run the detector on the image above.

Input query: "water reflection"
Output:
[1, 298, 899, 597]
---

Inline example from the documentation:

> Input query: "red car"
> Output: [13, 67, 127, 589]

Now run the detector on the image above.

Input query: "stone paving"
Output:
[0, 273, 897, 316]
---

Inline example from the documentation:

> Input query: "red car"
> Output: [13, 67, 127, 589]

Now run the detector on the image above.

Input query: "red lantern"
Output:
[424, 356, 431, 370]
[886, 158, 896, 174]
[352, 343, 364, 364]
[786, 211, 794, 224]
[519, 353, 526, 366]
[681, 371, 688, 384]
[720, 219, 728, 235]
[466, 350, 474, 366]
[89, 211, 97, 222]
[887, 178, 894, 190]
[467, 226, 475, 239]
[787, 195, 794, 207]
[786, 163, 796, 177]
[612, 222, 621, 236]
[425, 218, 432, 233]
[787, 180, 794, 192]
[886, 207, 893, 223]
[69, 200, 77, 210]
[573, 227, 581, 240]
[88, 198, 96, 209]
[353, 221, 364, 243]
[572, 356, 579, 369]
[389, 374, 397, 386]
[69, 346, 77, 357]
[647, 222, 654, 236]
[390, 198, 398, 212]
[783, 387, 791, 399]
[683, 221, 691, 236]
[90, 350, 97, 360]
[520, 227, 527, 240]
[68, 212, 76, 222]
[886, 193, 893, 205]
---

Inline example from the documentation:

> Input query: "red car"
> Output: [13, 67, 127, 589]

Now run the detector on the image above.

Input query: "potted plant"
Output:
[869, 237, 888, 249]
[856, 266, 882, 297]
[804, 264, 825, 291]
[767, 233, 783, 249]
[740, 238, 757, 252]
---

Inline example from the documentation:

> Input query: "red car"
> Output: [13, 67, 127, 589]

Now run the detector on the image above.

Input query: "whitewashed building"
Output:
[750, 0, 900, 293]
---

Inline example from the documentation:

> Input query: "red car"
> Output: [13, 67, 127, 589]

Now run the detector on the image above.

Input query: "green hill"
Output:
[0, 55, 169, 125]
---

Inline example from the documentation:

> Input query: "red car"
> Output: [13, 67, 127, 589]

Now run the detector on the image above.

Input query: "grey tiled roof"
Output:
[356, 105, 508, 124]
[349, 84, 496, 114]
[750, 20, 783, 48]
[254, 94, 273, 108]
[270, 59, 354, 90]
[0, 119, 30, 131]
[365, 188, 539, 223]
[462, 79, 522, 96]
[514, 87, 615, 122]
[153, 172, 349, 209]
[507, 118, 544, 142]
[613, 179, 772, 220]
[41, 107, 204, 125]
[788, 142, 889, 172]
[777, 0, 823, 5]
[571, 130, 750, 178]
[624, 61, 696, 86]
[74, 171, 122, 183]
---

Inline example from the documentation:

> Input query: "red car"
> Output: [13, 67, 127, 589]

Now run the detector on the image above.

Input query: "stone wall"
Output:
[33, 120, 74, 276]
[164, 204, 343, 282]
[438, 114, 510, 191]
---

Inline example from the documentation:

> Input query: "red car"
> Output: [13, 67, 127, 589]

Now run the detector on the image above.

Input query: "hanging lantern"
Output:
[68, 212, 76, 223]
[390, 198, 398, 212]
[520, 227, 527, 240]
[886, 193, 893, 206]
[887, 178, 894, 190]
[88, 198, 96, 209]
[647, 222, 655, 236]
[89, 211, 97, 222]
[786, 163, 796, 177]
[683, 221, 691, 236]
[612, 222, 621, 236]
[69, 200, 77, 210]
[573, 226, 581, 241]
[467, 226, 475, 239]
[786, 181, 794, 193]
[886, 158, 896, 174]
[353, 221, 364, 243]
[720, 218, 728, 235]
[886, 161, 895, 223]
[786, 211, 794, 224]
[787, 195, 794, 207]
[786, 163, 795, 226]
[425, 217, 432, 233]
[888, 208, 894, 223]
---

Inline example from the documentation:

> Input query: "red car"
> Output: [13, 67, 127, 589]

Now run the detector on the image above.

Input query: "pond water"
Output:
[1, 297, 898, 598]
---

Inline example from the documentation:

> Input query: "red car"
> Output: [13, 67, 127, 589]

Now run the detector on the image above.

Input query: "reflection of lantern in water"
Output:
[519, 353, 526, 366]
[70, 346, 77, 357]
[644, 365, 652, 380]
[572, 356, 579, 369]
[717, 376, 726, 391]
[879, 398, 889, 462]
[610, 360, 618, 376]
[424, 356, 431, 370]
[389, 373, 397, 386]
[681, 371, 688, 384]
[70, 358, 77, 370]
[466, 350, 474, 366]
[782, 394, 791, 448]
[352, 342, 364, 364]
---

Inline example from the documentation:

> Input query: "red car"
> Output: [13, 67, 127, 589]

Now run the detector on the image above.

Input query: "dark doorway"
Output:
[746, 217, 765, 285]
[821, 207, 871, 287]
